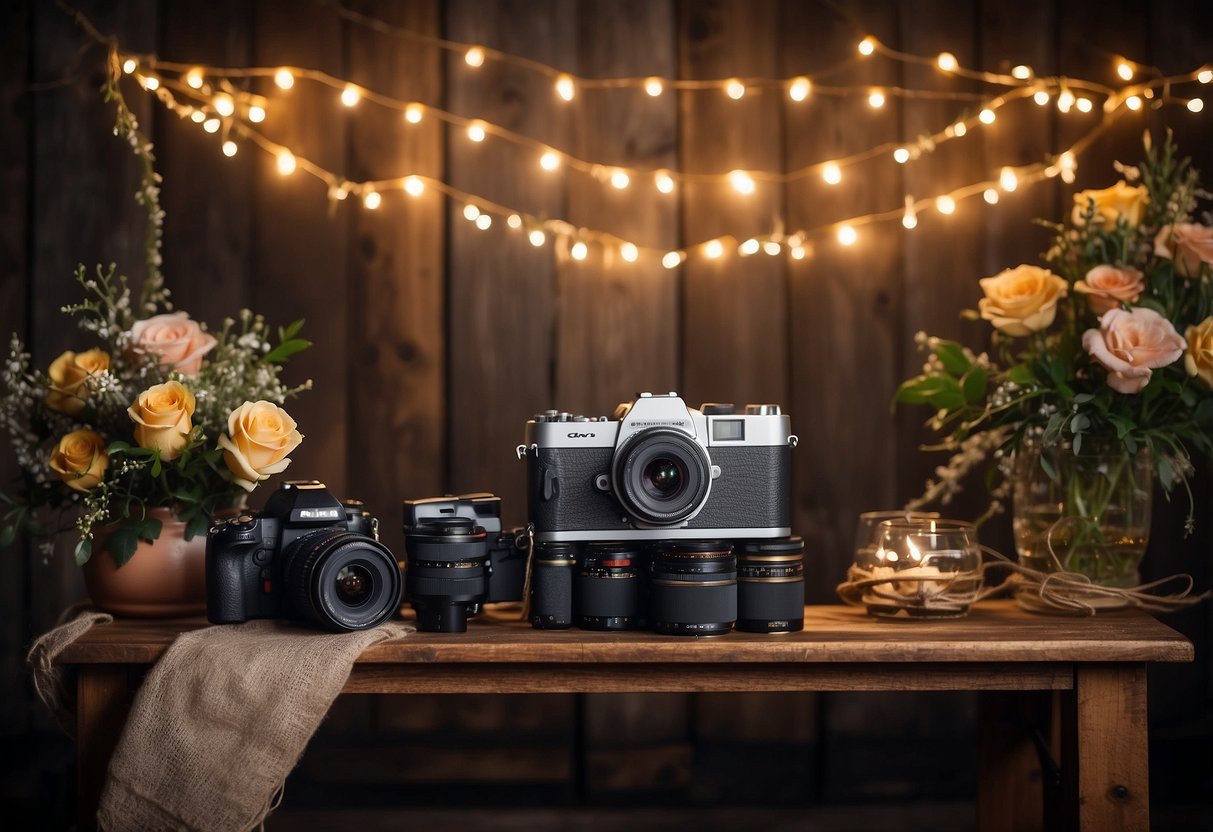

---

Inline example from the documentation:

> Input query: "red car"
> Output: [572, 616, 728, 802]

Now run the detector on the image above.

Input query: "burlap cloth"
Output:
[29, 611, 413, 832]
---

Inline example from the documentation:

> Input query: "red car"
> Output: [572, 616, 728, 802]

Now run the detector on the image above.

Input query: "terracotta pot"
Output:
[83, 507, 207, 617]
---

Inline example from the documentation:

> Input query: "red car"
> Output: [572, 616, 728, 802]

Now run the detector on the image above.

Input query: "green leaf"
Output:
[1072, 393, 1095, 405]
[1043, 412, 1066, 445]
[150, 456, 162, 478]
[1069, 413, 1090, 433]
[1107, 414, 1135, 439]
[107, 440, 132, 454]
[136, 516, 163, 543]
[962, 367, 988, 404]
[933, 341, 970, 375]
[263, 338, 311, 364]
[1006, 364, 1035, 385]
[279, 318, 305, 341]
[185, 514, 209, 541]
[1072, 432, 1083, 455]
[1158, 455, 1177, 490]
[895, 375, 964, 410]
[0, 525, 15, 547]
[107, 526, 139, 565]
[1039, 452, 1058, 482]
[74, 537, 92, 566]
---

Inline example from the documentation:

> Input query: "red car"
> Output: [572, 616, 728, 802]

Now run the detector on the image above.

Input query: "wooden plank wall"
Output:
[2, 0, 1211, 813]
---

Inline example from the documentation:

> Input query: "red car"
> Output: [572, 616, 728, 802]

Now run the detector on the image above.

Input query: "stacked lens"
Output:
[530, 542, 577, 629]
[736, 537, 805, 633]
[403, 516, 489, 633]
[648, 542, 737, 636]
[575, 543, 641, 630]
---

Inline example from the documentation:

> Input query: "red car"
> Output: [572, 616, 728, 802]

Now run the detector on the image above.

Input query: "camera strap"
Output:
[517, 523, 535, 622]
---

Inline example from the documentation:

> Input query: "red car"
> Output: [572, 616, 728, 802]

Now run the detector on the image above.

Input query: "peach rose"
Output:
[44, 349, 110, 415]
[128, 312, 217, 376]
[1184, 316, 1213, 388]
[48, 430, 108, 492]
[978, 265, 1068, 336]
[218, 401, 303, 491]
[127, 380, 196, 461]
[1071, 181, 1149, 229]
[1073, 265, 1145, 315]
[1082, 307, 1185, 394]
[1154, 223, 1213, 278]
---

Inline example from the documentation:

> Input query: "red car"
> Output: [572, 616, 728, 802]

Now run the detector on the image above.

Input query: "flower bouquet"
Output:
[896, 133, 1213, 596]
[0, 265, 310, 566]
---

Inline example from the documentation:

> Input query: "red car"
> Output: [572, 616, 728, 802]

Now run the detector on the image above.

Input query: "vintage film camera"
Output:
[206, 481, 402, 632]
[402, 493, 527, 633]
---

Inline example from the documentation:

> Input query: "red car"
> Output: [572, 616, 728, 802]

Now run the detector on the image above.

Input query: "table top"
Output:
[57, 600, 1193, 666]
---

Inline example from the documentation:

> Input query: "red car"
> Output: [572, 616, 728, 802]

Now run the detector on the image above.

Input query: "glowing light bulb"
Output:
[190, 110, 205, 123]
[212, 93, 234, 117]
[1126, 95, 1143, 111]
[1189, 98, 1205, 113]
[467, 122, 486, 142]
[463, 204, 481, 221]
[662, 251, 683, 269]
[405, 104, 423, 123]
[610, 170, 630, 190]
[363, 190, 381, 210]
[902, 208, 917, 230]
[937, 52, 958, 72]
[620, 242, 639, 262]
[822, 162, 842, 185]
[540, 151, 560, 171]
[222, 140, 237, 157]
[507, 214, 522, 229]
[644, 77, 663, 97]
[788, 76, 811, 102]
[185, 68, 204, 89]
[893, 147, 910, 164]
[1117, 61, 1134, 81]
[978, 108, 995, 124]
[475, 213, 492, 230]
[1058, 90, 1075, 112]
[248, 105, 266, 123]
[403, 175, 424, 196]
[1076, 97, 1093, 113]
[936, 195, 956, 214]
[276, 150, 296, 176]
[703, 239, 723, 259]
[571, 241, 588, 260]
[1034, 90, 1050, 106]
[1200, 69, 1213, 84]
[141, 76, 160, 91]
[341, 85, 360, 107]
[739, 239, 760, 256]
[333, 185, 349, 201]
[763, 241, 781, 256]
[274, 68, 294, 90]
[999, 167, 1019, 192]
[730, 170, 755, 195]
[837, 225, 857, 246]
[555, 74, 575, 101]
[1012, 65, 1032, 80]
[122, 58, 137, 74]
[790, 246, 806, 260]
[726, 78, 745, 100]
[202, 118, 220, 133]
[529, 229, 546, 247]
[868, 89, 886, 108]
[858, 37, 875, 56]
[655, 171, 675, 194]
[465, 46, 485, 67]
[983, 188, 1000, 204]
[953, 121, 967, 137]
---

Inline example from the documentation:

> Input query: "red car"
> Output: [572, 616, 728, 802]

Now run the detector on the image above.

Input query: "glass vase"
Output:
[1011, 439, 1152, 610]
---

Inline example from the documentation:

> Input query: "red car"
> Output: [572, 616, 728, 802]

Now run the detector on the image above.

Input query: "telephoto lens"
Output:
[736, 536, 805, 633]
[403, 517, 489, 633]
[281, 527, 402, 632]
[648, 541, 737, 636]
[575, 543, 641, 630]
[530, 542, 577, 629]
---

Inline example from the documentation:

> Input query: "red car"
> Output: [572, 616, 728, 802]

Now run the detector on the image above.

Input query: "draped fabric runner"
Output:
[29, 613, 412, 832]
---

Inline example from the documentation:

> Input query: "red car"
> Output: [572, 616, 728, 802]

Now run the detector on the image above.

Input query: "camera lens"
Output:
[530, 542, 576, 629]
[576, 543, 641, 630]
[649, 541, 736, 636]
[282, 528, 402, 632]
[612, 429, 712, 525]
[404, 517, 489, 633]
[736, 537, 805, 633]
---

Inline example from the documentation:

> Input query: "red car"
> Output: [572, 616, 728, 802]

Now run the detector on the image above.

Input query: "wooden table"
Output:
[58, 600, 1192, 831]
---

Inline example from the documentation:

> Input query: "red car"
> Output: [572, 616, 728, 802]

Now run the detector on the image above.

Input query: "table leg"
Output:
[76, 665, 133, 832]
[1060, 664, 1150, 832]
[978, 690, 1051, 832]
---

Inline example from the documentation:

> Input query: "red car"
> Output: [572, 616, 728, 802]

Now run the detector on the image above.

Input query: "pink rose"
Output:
[1081, 307, 1185, 394]
[128, 312, 217, 376]
[1073, 265, 1145, 315]
[1154, 223, 1213, 278]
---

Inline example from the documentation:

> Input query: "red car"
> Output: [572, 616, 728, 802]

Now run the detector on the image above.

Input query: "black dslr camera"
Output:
[207, 480, 402, 631]
[402, 493, 527, 633]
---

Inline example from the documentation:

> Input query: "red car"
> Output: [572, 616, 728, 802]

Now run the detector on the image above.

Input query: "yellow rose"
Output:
[44, 349, 110, 415]
[978, 265, 1068, 337]
[218, 401, 303, 491]
[1184, 316, 1213, 388]
[127, 380, 196, 461]
[49, 430, 108, 492]
[1071, 181, 1148, 229]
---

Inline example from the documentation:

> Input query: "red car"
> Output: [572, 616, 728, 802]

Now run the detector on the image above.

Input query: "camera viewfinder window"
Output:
[711, 419, 745, 441]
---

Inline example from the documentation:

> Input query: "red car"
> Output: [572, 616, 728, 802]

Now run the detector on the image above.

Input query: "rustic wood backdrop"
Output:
[2, 0, 1211, 823]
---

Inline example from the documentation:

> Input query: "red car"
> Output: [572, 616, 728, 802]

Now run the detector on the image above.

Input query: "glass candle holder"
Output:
[855, 518, 981, 619]
[853, 510, 941, 567]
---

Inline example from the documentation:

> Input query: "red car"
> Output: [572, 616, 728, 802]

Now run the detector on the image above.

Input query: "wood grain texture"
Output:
[978, 690, 1050, 832]
[76, 665, 135, 832]
[1073, 664, 1150, 832]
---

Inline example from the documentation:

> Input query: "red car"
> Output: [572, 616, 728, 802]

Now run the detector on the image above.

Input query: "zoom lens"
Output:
[282, 528, 402, 632]
[649, 541, 736, 636]
[576, 543, 641, 630]
[736, 537, 805, 633]
[404, 517, 489, 633]
[530, 542, 576, 629]
[611, 429, 711, 525]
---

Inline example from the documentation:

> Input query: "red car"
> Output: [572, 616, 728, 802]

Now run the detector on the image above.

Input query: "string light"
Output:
[1126, 95, 1143, 111]
[1012, 65, 1032, 80]
[140, 75, 160, 91]
[555, 74, 575, 101]
[463, 204, 480, 221]
[936, 195, 956, 214]
[247, 103, 266, 123]
[1057, 89, 1075, 113]
[276, 150, 296, 175]
[190, 111, 205, 123]
[122, 58, 137, 74]
[1190, 98, 1205, 113]
[999, 167, 1019, 191]
[620, 242, 639, 262]
[739, 238, 761, 256]
[212, 92, 234, 116]
[868, 89, 886, 108]
[610, 170, 630, 189]
[823, 162, 842, 185]
[571, 241, 588, 260]
[763, 241, 781, 256]
[952, 121, 967, 137]
[202, 118, 220, 133]
[837, 225, 857, 246]
[1076, 97, 1093, 113]
[645, 77, 663, 97]
[1117, 60, 1134, 81]
[467, 121, 486, 142]
[730, 170, 756, 195]
[983, 188, 1000, 204]
[662, 251, 684, 269]
[221, 140, 238, 157]
[529, 229, 546, 247]
[404, 103, 423, 123]
[475, 213, 492, 230]
[403, 175, 424, 196]
[893, 147, 911, 164]
[540, 151, 560, 171]
[274, 68, 294, 89]
[185, 68, 203, 89]
[340, 84, 360, 107]
[363, 190, 381, 210]
[937, 52, 958, 73]
[788, 76, 811, 102]
[978, 107, 995, 124]
[1033, 90, 1050, 106]
[858, 37, 876, 56]
[704, 239, 725, 259]
[1200, 69, 1213, 84]
[726, 78, 745, 100]
[506, 213, 522, 229]
[465, 46, 485, 67]
[902, 196, 917, 229]
[790, 245, 807, 260]
[655, 171, 675, 194]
